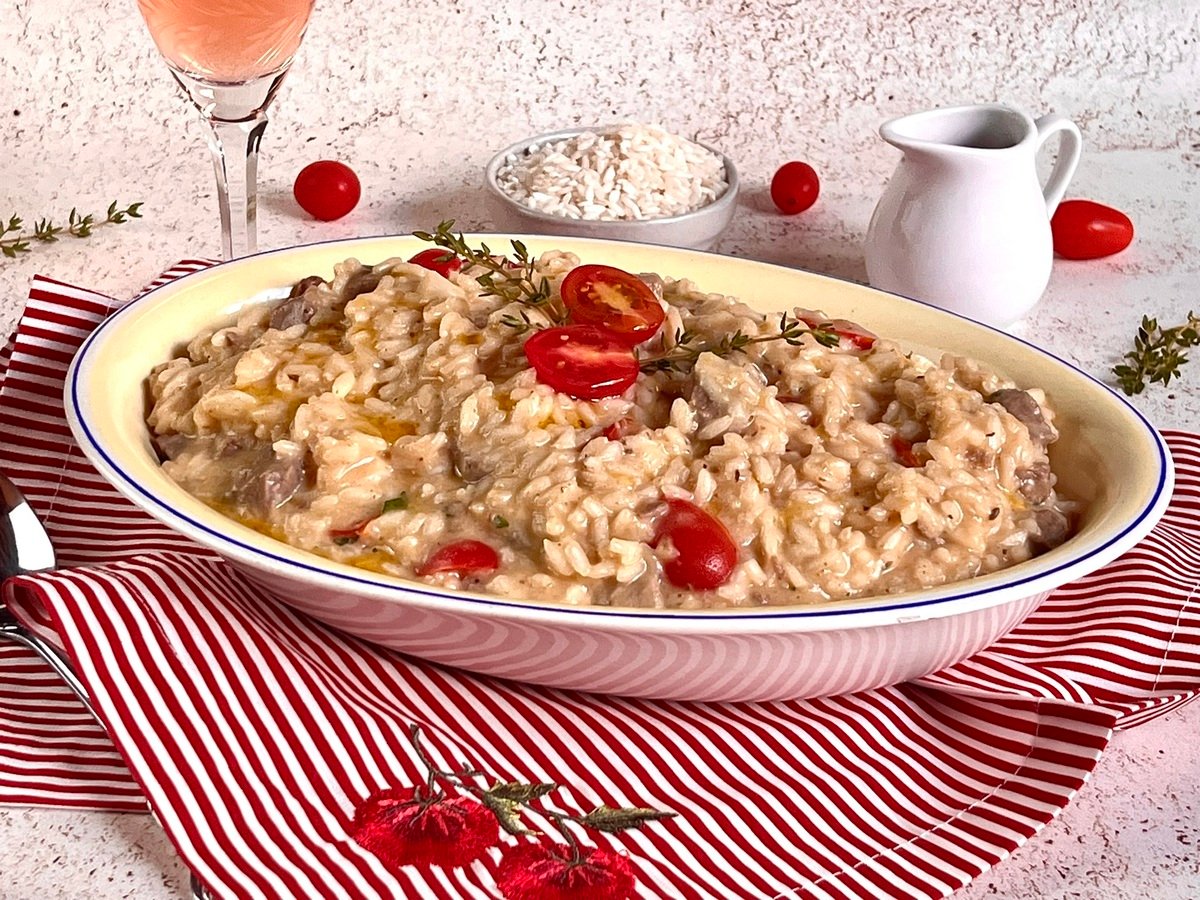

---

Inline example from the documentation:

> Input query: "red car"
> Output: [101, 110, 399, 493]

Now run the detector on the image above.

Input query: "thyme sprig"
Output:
[405, 724, 675, 862]
[1112, 312, 1200, 395]
[1, 201, 143, 259]
[639, 312, 841, 374]
[413, 220, 566, 322]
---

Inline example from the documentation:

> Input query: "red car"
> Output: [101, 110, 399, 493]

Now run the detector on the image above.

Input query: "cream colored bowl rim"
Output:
[65, 233, 1172, 633]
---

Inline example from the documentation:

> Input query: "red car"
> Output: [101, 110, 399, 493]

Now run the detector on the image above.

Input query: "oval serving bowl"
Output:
[65, 235, 1173, 702]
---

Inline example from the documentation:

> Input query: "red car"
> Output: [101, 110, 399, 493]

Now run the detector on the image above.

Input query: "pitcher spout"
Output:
[879, 104, 1036, 156]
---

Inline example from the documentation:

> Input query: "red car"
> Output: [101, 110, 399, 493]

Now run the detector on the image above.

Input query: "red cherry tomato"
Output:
[652, 499, 738, 590]
[1050, 200, 1133, 260]
[408, 248, 463, 278]
[416, 540, 500, 577]
[797, 313, 877, 350]
[523, 325, 640, 401]
[770, 161, 820, 215]
[559, 265, 665, 346]
[293, 161, 361, 221]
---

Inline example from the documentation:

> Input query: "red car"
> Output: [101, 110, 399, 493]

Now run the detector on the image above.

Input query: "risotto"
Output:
[146, 240, 1076, 609]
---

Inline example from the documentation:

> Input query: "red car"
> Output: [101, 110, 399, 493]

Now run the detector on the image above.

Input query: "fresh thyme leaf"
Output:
[492, 514, 509, 528]
[639, 312, 841, 374]
[1113, 312, 1200, 395]
[0, 201, 143, 260]
[413, 220, 565, 324]
[382, 493, 409, 513]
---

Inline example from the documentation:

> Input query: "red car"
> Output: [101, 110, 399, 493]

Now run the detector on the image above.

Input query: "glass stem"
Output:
[201, 114, 268, 259]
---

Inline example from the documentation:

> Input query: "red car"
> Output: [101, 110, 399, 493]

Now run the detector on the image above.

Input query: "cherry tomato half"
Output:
[293, 160, 361, 221]
[409, 248, 463, 278]
[652, 499, 738, 590]
[560, 265, 665, 346]
[523, 325, 640, 401]
[1050, 199, 1134, 260]
[416, 540, 500, 577]
[770, 161, 820, 215]
[797, 313, 877, 350]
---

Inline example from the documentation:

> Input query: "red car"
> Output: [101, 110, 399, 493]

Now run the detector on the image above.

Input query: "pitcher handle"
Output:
[1034, 114, 1083, 216]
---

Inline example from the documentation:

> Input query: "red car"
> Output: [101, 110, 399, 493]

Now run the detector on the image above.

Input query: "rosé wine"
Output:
[137, 0, 315, 83]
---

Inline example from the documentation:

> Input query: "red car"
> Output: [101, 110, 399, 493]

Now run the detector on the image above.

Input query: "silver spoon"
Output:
[0, 470, 209, 899]
[0, 471, 96, 714]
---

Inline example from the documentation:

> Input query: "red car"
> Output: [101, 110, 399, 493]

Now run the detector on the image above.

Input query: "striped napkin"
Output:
[2, 267, 1198, 900]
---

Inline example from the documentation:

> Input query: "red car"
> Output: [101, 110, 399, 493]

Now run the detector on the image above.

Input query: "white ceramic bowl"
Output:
[66, 235, 1173, 702]
[484, 128, 739, 250]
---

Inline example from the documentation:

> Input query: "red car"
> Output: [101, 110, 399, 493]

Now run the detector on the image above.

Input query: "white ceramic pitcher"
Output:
[864, 104, 1082, 328]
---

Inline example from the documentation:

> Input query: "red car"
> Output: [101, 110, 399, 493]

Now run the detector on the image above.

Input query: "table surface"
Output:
[2, 0, 1199, 897]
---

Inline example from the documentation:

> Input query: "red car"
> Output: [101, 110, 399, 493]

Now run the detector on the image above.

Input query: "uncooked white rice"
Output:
[494, 123, 728, 221]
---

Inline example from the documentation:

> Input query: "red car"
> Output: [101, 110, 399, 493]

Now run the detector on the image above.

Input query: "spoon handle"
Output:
[0, 614, 99, 719]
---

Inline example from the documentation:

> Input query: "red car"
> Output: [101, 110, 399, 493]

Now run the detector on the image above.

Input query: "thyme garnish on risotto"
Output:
[413, 220, 566, 322]
[414, 222, 843, 373]
[639, 312, 841, 374]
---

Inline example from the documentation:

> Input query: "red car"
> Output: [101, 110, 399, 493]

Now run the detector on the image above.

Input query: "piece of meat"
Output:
[341, 267, 383, 300]
[268, 292, 317, 331]
[988, 389, 1057, 446]
[689, 353, 765, 439]
[1014, 460, 1053, 504]
[234, 447, 308, 515]
[151, 432, 191, 462]
[1030, 508, 1071, 550]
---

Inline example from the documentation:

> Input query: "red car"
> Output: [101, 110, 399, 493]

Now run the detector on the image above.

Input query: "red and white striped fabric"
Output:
[1, 269, 1197, 899]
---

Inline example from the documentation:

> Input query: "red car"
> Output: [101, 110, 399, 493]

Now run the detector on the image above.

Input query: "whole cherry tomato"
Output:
[652, 498, 738, 590]
[416, 540, 500, 577]
[559, 264, 665, 346]
[523, 325, 640, 401]
[408, 248, 463, 278]
[770, 161, 820, 215]
[1050, 200, 1133, 260]
[293, 160, 361, 221]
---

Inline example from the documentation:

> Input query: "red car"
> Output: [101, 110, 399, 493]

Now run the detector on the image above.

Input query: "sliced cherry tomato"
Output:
[652, 499, 738, 590]
[891, 435, 921, 467]
[408, 248, 463, 278]
[797, 313, 877, 350]
[560, 265, 665, 346]
[603, 417, 632, 441]
[1050, 199, 1134, 260]
[416, 539, 500, 577]
[523, 325, 640, 401]
[293, 160, 361, 221]
[770, 161, 820, 215]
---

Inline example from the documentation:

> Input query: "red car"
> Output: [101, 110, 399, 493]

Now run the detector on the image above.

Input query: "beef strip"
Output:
[987, 389, 1057, 446]
[1014, 460, 1053, 504]
[268, 276, 323, 330]
[1029, 507, 1071, 550]
[233, 446, 309, 516]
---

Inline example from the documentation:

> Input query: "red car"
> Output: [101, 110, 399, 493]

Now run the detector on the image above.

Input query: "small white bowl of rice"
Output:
[485, 123, 739, 250]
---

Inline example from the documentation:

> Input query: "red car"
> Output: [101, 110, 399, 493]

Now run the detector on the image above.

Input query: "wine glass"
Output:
[136, 0, 316, 259]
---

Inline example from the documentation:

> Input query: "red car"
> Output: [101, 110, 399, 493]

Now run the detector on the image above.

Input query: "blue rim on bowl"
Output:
[65, 234, 1173, 634]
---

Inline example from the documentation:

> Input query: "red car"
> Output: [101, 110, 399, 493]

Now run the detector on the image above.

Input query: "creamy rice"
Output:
[146, 250, 1077, 610]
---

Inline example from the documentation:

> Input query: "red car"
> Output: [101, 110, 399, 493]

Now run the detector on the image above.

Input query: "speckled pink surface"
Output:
[1, 0, 1198, 897]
